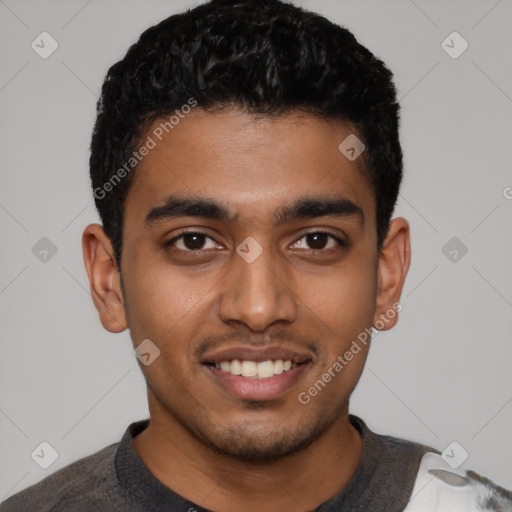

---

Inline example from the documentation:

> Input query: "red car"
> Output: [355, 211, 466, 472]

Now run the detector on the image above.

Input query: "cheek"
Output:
[297, 255, 377, 343]
[124, 269, 204, 385]
[122, 246, 217, 339]
[298, 267, 375, 402]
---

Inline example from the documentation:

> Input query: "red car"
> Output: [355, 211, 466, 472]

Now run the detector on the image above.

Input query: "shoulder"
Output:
[0, 442, 127, 512]
[349, 416, 511, 511]
[350, 414, 434, 474]
[403, 452, 512, 512]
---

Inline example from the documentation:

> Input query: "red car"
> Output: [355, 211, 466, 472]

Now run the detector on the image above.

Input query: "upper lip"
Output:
[200, 345, 314, 365]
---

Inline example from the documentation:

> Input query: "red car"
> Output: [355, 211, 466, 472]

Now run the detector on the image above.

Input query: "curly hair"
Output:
[90, 0, 403, 268]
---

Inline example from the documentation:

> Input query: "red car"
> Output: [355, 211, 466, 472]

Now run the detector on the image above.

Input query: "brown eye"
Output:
[291, 232, 344, 251]
[167, 233, 218, 251]
[182, 233, 207, 250]
[306, 233, 329, 250]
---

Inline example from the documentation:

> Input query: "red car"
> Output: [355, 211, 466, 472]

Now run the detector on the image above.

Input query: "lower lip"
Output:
[204, 363, 310, 401]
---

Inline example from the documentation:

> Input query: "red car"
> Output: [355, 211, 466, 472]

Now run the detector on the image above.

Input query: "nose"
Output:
[216, 245, 298, 332]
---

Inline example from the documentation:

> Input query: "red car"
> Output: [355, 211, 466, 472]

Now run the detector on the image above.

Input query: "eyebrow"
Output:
[144, 195, 364, 227]
[273, 196, 364, 226]
[145, 196, 232, 225]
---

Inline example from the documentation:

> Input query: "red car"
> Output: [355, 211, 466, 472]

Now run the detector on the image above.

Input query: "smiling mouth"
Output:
[206, 359, 304, 379]
[200, 345, 314, 400]
[202, 355, 312, 400]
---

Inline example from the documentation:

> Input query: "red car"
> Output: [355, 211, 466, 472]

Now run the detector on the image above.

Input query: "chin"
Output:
[197, 415, 333, 463]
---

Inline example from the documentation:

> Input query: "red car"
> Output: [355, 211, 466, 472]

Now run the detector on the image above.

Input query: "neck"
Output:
[133, 396, 363, 512]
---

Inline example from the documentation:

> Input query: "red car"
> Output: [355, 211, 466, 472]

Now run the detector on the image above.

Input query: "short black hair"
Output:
[90, 0, 403, 269]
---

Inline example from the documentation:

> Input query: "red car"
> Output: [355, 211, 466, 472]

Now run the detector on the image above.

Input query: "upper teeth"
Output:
[215, 359, 297, 378]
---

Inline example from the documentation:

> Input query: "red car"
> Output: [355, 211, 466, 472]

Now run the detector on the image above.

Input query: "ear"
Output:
[373, 217, 411, 331]
[82, 223, 128, 333]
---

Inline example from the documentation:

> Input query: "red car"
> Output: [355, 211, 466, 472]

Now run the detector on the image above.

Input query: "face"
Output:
[85, 108, 409, 462]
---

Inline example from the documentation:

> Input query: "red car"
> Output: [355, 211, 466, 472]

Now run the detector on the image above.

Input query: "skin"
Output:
[82, 108, 410, 512]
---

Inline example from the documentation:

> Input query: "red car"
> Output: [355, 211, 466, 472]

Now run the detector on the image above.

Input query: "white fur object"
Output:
[404, 452, 512, 511]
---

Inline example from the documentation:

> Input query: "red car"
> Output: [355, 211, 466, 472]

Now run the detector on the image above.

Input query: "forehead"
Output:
[124, 108, 375, 227]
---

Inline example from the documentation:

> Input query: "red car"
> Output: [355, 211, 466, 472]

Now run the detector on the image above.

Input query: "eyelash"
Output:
[164, 230, 346, 253]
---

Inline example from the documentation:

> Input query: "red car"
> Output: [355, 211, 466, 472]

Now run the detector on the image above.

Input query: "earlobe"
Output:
[373, 217, 411, 331]
[82, 224, 128, 333]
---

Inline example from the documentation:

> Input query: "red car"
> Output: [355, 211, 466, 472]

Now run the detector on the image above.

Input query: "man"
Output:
[2, 0, 510, 510]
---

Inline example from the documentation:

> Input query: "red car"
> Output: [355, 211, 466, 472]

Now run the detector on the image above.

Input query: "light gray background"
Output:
[1, 0, 511, 500]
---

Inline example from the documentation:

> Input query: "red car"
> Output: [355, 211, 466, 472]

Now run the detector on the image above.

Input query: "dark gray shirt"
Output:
[2, 415, 509, 511]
